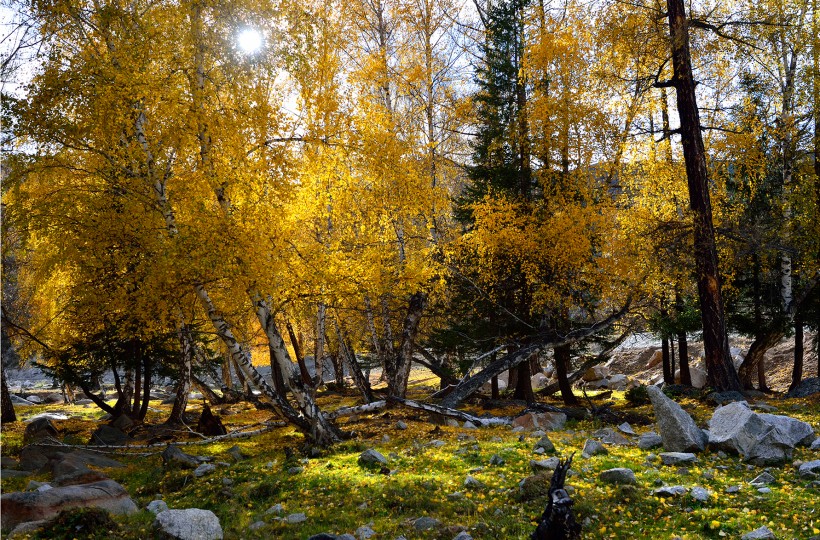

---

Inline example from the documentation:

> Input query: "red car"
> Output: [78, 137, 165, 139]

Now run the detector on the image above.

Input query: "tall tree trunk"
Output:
[662, 337, 673, 385]
[1, 370, 16, 423]
[554, 344, 578, 406]
[314, 302, 326, 388]
[133, 349, 142, 416]
[221, 356, 232, 389]
[138, 355, 151, 421]
[790, 312, 804, 392]
[757, 356, 769, 392]
[512, 360, 535, 403]
[386, 292, 427, 398]
[332, 352, 345, 387]
[677, 331, 691, 386]
[167, 322, 194, 425]
[122, 367, 134, 417]
[663, 0, 741, 391]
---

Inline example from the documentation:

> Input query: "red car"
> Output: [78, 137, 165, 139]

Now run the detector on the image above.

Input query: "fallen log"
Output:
[326, 400, 388, 419]
[388, 396, 511, 426]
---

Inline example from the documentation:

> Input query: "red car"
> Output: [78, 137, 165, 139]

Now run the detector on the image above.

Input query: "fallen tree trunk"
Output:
[389, 396, 512, 426]
[326, 400, 388, 419]
[439, 302, 630, 408]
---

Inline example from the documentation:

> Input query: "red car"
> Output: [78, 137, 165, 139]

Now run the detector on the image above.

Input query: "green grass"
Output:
[2, 388, 819, 539]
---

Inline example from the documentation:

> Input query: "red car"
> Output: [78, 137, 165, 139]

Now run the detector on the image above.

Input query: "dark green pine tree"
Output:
[438, 0, 541, 403]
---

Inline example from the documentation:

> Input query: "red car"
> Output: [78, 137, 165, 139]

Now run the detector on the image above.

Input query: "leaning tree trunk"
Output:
[1, 370, 16, 423]
[335, 319, 374, 402]
[287, 321, 313, 386]
[386, 292, 427, 398]
[663, 0, 741, 391]
[251, 293, 341, 445]
[738, 330, 784, 389]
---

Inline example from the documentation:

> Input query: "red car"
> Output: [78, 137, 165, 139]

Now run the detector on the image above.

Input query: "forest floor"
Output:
[1, 335, 819, 539]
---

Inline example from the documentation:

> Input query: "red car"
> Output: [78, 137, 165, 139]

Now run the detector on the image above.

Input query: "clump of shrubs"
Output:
[624, 384, 650, 405]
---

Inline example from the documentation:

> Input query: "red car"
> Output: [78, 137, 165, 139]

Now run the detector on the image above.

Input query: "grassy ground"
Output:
[1, 382, 819, 540]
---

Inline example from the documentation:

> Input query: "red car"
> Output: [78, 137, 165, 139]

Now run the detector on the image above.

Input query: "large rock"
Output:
[23, 418, 59, 445]
[511, 412, 567, 431]
[162, 445, 201, 469]
[358, 449, 388, 467]
[647, 386, 706, 452]
[154, 509, 223, 540]
[786, 377, 820, 398]
[708, 401, 814, 465]
[638, 431, 663, 450]
[582, 365, 610, 382]
[740, 526, 776, 540]
[0, 480, 137, 530]
[19, 446, 123, 473]
[798, 460, 820, 478]
[90, 425, 133, 446]
[599, 468, 636, 485]
[675, 366, 707, 388]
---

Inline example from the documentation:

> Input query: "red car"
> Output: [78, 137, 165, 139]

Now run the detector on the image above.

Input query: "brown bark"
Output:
[738, 330, 784, 389]
[664, 0, 741, 391]
[677, 331, 691, 386]
[386, 292, 427, 398]
[167, 322, 194, 425]
[662, 337, 672, 385]
[554, 344, 578, 406]
[1, 369, 16, 423]
[790, 313, 804, 392]
[511, 361, 534, 403]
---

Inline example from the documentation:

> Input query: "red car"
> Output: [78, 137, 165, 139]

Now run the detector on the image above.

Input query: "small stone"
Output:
[414, 516, 442, 531]
[638, 432, 663, 450]
[740, 525, 776, 539]
[355, 525, 376, 539]
[265, 504, 284, 515]
[265, 461, 275, 468]
[286, 512, 307, 524]
[582, 439, 607, 457]
[382, 434, 390, 442]
[430, 440, 446, 448]
[147, 500, 169, 514]
[287, 466, 304, 475]
[531, 457, 560, 471]
[463, 421, 478, 429]
[702, 470, 715, 480]
[653, 485, 687, 497]
[725, 485, 740, 493]
[750, 472, 775, 486]
[618, 422, 636, 435]
[646, 453, 658, 462]
[757, 487, 771, 494]
[659, 452, 697, 466]
[810, 437, 820, 450]
[249, 521, 266, 531]
[676, 467, 690, 476]
[489, 454, 505, 466]
[396, 421, 408, 430]
[358, 449, 388, 467]
[453, 532, 473, 540]
[194, 463, 216, 477]
[798, 460, 820, 478]
[222, 477, 233, 486]
[534, 436, 555, 453]
[447, 492, 464, 500]
[533, 447, 546, 455]
[598, 468, 636, 485]
[690, 487, 710, 502]
[464, 475, 485, 489]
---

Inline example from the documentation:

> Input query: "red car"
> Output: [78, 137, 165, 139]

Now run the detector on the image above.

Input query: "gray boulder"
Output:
[1, 480, 137, 531]
[653, 485, 687, 497]
[286, 512, 307, 524]
[810, 437, 820, 450]
[740, 526, 776, 540]
[147, 500, 169, 514]
[358, 449, 387, 467]
[598, 468, 636, 485]
[798, 460, 820, 478]
[708, 401, 814, 465]
[414, 517, 441, 531]
[690, 486, 710, 502]
[534, 436, 555, 453]
[786, 377, 820, 398]
[660, 452, 698, 466]
[162, 445, 200, 469]
[89, 425, 133, 446]
[647, 386, 706, 452]
[638, 431, 663, 450]
[154, 509, 223, 540]
[582, 439, 607, 457]
[594, 427, 631, 446]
